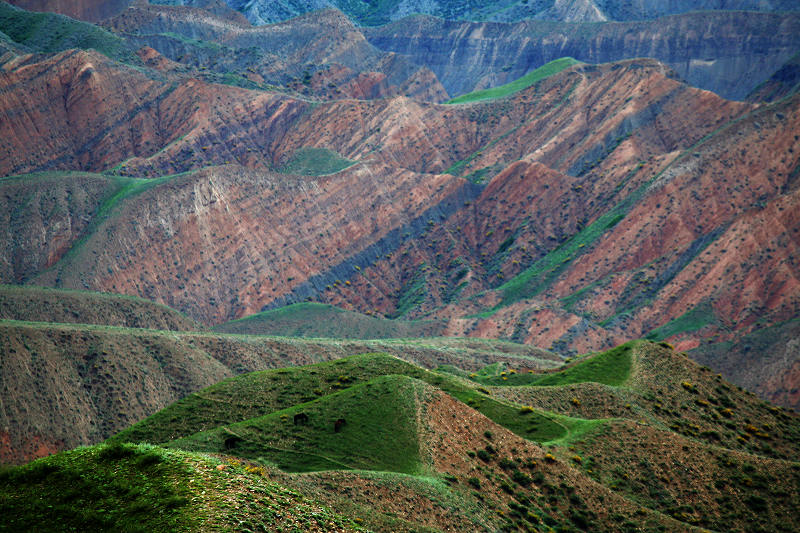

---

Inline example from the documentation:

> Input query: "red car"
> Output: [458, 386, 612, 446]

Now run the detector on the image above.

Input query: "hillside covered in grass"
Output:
[446, 57, 580, 104]
[0, 318, 558, 465]
[72, 341, 799, 532]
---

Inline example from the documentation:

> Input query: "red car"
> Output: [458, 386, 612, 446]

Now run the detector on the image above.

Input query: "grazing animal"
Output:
[334, 418, 347, 433]
[224, 435, 241, 450]
[294, 412, 309, 425]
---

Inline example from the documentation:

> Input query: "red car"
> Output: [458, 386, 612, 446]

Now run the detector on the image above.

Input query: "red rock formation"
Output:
[3, 47, 798, 406]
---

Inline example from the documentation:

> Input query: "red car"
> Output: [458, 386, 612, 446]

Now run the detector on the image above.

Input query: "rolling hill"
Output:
[0, 285, 199, 330]
[5, 341, 792, 532]
[0, 318, 557, 465]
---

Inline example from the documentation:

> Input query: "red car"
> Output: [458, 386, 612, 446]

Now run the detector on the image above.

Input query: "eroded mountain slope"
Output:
[365, 11, 800, 99]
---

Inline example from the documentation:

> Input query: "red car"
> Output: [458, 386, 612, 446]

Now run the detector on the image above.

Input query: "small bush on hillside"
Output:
[512, 471, 532, 487]
[499, 458, 516, 470]
[99, 442, 136, 461]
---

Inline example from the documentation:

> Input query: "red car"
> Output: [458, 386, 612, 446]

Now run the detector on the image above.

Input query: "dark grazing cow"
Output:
[294, 412, 309, 425]
[224, 435, 242, 450]
[334, 418, 346, 433]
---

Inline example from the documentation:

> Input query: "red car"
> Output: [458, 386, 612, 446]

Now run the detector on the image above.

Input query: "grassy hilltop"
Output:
[4, 340, 797, 532]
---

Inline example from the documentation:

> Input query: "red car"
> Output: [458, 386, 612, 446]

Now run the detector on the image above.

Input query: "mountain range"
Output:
[1, 1, 799, 530]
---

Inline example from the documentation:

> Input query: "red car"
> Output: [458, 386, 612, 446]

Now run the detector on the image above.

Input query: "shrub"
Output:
[98, 442, 136, 461]
[570, 397, 582, 407]
[512, 471, 532, 487]
[499, 458, 516, 470]
[468, 477, 481, 489]
[744, 495, 768, 513]
[519, 406, 534, 414]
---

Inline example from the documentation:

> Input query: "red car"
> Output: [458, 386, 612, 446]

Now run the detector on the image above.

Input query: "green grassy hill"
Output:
[110, 351, 596, 449]
[487, 341, 800, 460]
[278, 148, 357, 176]
[4, 340, 798, 532]
[0, 320, 557, 465]
[445, 57, 580, 104]
[0, 442, 363, 532]
[168, 374, 426, 473]
[214, 302, 446, 339]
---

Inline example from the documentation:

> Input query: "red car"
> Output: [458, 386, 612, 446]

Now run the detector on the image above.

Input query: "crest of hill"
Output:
[213, 302, 446, 338]
[5, 341, 798, 531]
[109, 345, 741, 530]
[0, 285, 199, 330]
[108, 352, 574, 449]
[485, 341, 800, 461]
[0, 442, 364, 532]
[0, 401, 677, 532]
[166, 374, 429, 474]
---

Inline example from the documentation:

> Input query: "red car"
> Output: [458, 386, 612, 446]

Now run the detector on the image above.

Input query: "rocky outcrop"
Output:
[365, 11, 800, 100]
[0, 49, 179, 176]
